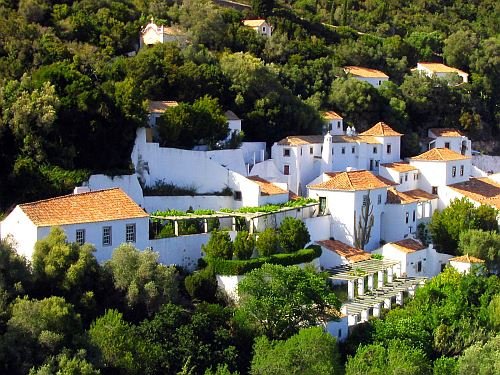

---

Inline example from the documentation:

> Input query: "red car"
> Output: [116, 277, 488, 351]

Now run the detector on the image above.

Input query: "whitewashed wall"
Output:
[472, 155, 500, 174]
[144, 196, 234, 212]
[352, 76, 388, 88]
[325, 316, 349, 342]
[88, 174, 144, 207]
[0, 207, 38, 259]
[240, 142, 266, 165]
[304, 215, 332, 242]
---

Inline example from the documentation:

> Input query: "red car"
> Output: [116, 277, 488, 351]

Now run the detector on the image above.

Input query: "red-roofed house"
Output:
[427, 128, 471, 156]
[415, 62, 468, 83]
[449, 254, 486, 274]
[0, 188, 150, 261]
[316, 239, 371, 268]
[344, 66, 389, 88]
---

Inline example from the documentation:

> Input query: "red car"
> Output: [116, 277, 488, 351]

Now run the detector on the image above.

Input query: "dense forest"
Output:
[0, 0, 498, 212]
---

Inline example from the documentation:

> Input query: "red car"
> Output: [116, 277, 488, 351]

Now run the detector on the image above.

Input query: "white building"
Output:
[380, 162, 420, 191]
[140, 19, 186, 48]
[316, 239, 371, 269]
[307, 170, 396, 250]
[344, 66, 389, 88]
[409, 148, 471, 208]
[427, 128, 471, 156]
[243, 19, 272, 37]
[0, 188, 150, 261]
[415, 62, 468, 83]
[323, 111, 344, 135]
[224, 110, 242, 140]
[449, 254, 485, 274]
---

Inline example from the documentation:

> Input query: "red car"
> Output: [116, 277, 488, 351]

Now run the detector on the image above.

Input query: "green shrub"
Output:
[202, 230, 234, 260]
[256, 228, 279, 257]
[233, 231, 255, 260]
[278, 217, 310, 253]
[184, 266, 218, 302]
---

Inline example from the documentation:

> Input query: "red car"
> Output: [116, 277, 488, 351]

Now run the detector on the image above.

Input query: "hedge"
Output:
[208, 245, 322, 275]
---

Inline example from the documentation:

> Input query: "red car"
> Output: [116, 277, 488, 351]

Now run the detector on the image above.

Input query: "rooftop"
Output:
[148, 101, 179, 114]
[248, 176, 288, 196]
[360, 122, 402, 137]
[410, 148, 470, 161]
[225, 110, 240, 121]
[418, 62, 468, 76]
[386, 188, 437, 204]
[449, 254, 485, 264]
[316, 240, 371, 263]
[344, 66, 389, 78]
[448, 177, 500, 210]
[323, 111, 343, 120]
[277, 135, 324, 146]
[390, 239, 426, 253]
[308, 170, 395, 192]
[331, 135, 380, 144]
[381, 162, 418, 173]
[19, 188, 149, 227]
[428, 128, 464, 137]
[243, 19, 267, 27]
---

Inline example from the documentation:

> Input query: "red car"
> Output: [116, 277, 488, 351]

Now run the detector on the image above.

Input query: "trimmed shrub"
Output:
[184, 266, 218, 302]
[278, 217, 310, 253]
[233, 231, 255, 260]
[256, 228, 278, 257]
[202, 230, 233, 260]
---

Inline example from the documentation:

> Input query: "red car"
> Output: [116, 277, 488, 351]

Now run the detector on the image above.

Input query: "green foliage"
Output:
[255, 228, 278, 257]
[237, 264, 340, 339]
[458, 229, 500, 272]
[433, 356, 458, 375]
[106, 244, 179, 318]
[0, 238, 31, 299]
[143, 180, 198, 196]
[251, 327, 342, 375]
[278, 217, 310, 253]
[233, 231, 255, 260]
[29, 350, 100, 375]
[202, 230, 234, 260]
[457, 335, 500, 375]
[185, 266, 218, 302]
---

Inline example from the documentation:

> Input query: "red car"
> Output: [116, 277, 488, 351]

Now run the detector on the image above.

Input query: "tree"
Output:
[443, 30, 479, 70]
[202, 230, 234, 260]
[457, 335, 500, 375]
[252, 0, 275, 17]
[106, 244, 179, 318]
[429, 198, 498, 254]
[251, 327, 342, 375]
[233, 231, 255, 260]
[255, 228, 278, 257]
[0, 238, 31, 299]
[29, 350, 100, 375]
[237, 264, 340, 340]
[458, 229, 500, 272]
[353, 192, 374, 250]
[278, 217, 310, 253]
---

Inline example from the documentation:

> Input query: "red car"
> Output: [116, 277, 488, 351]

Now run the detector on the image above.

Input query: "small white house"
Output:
[427, 128, 471, 156]
[0, 188, 150, 261]
[323, 111, 344, 135]
[415, 62, 468, 83]
[380, 162, 420, 192]
[148, 100, 179, 127]
[243, 19, 272, 37]
[316, 239, 372, 269]
[449, 254, 485, 274]
[140, 19, 186, 48]
[246, 176, 289, 206]
[344, 66, 389, 88]
[359, 122, 402, 165]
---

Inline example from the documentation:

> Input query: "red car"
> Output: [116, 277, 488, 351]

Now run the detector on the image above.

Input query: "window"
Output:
[405, 173, 408, 182]
[102, 226, 112, 246]
[352, 146, 355, 154]
[321, 146, 323, 152]
[375, 160, 379, 167]
[400, 177, 403, 184]
[283, 148, 290, 157]
[319, 197, 327, 214]
[341, 147, 345, 154]
[126, 224, 136, 243]
[460, 165, 464, 176]
[362, 195, 369, 207]
[417, 261, 422, 273]
[413, 210, 416, 222]
[76, 229, 85, 245]
[386, 144, 392, 154]
[300, 148, 303, 156]
[377, 194, 382, 204]
[378, 80, 382, 86]
[445, 142, 450, 149]
[452, 166, 456, 177]
[337, 121, 341, 129]
[234, 191, 242, 201]
[262, 26, 266, 32]
[310, 147, 313, 154]
[373, 146, 377, 154]
[283, 165, 290, 175]
[338, 329, 342, 338]
[432, 186, 438, 195]
[405, 212, 409, 224]
[414, 173, 418, 180]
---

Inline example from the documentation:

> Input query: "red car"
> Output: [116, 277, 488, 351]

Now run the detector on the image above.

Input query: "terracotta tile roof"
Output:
[360, 122, 402, 137]
[410, 148, 470, 161]
[381, 162, 418, 173]
[225, 110, 240, 120]
[418, 62, 467, 75]
[449, 254, 485, 263]
[391, 239, 426, 253]
[308, 170, 395, 191]
[148, 101, 179, 114]
[323, 111, 343, 120]
[428, 128, 464, 137]
[19, 188, 148, 227]
[248, 176, 288, 196]
[277, 135, 324, 146]
[386, 188, 437, 204]
[316, 239, 372, 263]
[448, 177, 500, 210]
[344, 66, 389, 78]
[331, 135, 380, 144]
[243, 19, 267, 27]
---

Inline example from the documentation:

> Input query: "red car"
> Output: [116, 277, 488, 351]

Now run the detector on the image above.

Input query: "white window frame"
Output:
[102, 226, 112, 246]
[76, 229, 85, 245]
[126, 224, 136, 243]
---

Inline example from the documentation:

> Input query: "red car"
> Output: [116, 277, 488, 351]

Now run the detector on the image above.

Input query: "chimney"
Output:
[73, 185, 91, 194]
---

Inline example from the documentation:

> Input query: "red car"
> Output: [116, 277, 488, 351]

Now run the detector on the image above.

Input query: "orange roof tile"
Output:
[19, 188, 148, 227]
[277, 135, 324, 146]
[429, 128, 464, 137]
[418, 62, 467, 75]
[344, 66, 389, 78]
[316, 239, 372, 263]
[308, 170, 395, 191]
[148, 101, 179, 114]
[323, 111, 343, 120]
[448, 177, 500, 210]
[360, 122, 402, 137]
[391, 239, 426, 253]
[248, 176, 288, 196]
[411, 148, 470, 161]
[386, 188, 437, 204]
[331, 135, 380, 144]
[381, 162, 418, 173]
[449, 254, 485, 263]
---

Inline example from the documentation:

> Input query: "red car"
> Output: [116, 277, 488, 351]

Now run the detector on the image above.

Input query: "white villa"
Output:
[140, 19, 186, 48]
[344, 66, 389, 88]
[415, 62, 469, 83]
[242, 19, 272, 37]
[426, 128, 471, 156]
